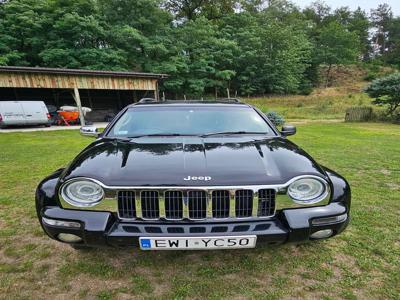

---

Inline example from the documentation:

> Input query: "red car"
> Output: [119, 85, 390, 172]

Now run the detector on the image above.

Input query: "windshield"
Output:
[106, 105, 274, 137]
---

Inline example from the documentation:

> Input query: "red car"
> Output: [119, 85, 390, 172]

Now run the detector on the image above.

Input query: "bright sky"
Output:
[291, 0, 400, 16]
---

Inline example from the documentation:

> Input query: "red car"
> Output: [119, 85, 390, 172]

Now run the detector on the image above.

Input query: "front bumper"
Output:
[40, 202, 349, 248]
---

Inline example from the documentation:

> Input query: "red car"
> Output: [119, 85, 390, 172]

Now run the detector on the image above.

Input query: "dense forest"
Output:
[0, 0, 399, 97]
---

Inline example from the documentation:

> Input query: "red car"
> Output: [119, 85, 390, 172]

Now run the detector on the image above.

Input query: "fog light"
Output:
[58, 233, 82, 243]
[310, 229, 333, 239]
[311, 214, 347, 226]
[42, 217, 81, 228]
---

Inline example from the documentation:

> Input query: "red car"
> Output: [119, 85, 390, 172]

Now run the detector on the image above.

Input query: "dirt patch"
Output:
[380, 169, 391, 175]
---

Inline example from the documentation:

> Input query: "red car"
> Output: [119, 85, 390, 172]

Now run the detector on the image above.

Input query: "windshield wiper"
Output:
[200, 131, 267, 137]
[128, 133, 195, 138]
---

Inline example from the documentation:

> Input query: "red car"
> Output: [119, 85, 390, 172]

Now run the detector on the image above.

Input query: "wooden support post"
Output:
[72, 87, 86, 126]
[155, 81, 160, 101]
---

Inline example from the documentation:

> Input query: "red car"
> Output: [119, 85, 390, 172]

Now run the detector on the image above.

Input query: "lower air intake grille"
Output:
[165, 191, 183, 219]
[235, 190, 253, 217]
[212, 190, 230, 218]
[117, 191, 136, 218]
[141, 191, 159, 219]
[258, 189, 276, 217]
[188, 191, 207, 219]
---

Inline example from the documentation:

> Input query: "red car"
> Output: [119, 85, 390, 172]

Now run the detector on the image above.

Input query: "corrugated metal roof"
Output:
[0, 66, 168, 79]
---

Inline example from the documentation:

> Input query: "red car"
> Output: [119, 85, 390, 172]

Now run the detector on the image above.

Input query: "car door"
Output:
[0, 101, 26, 125]
[21, 101, 48, 125]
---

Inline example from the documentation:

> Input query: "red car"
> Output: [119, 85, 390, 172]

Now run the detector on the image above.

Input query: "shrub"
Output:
[266, 111, 285, 126]
[364, 72, 400, 118]
[363, 72, 378, 81]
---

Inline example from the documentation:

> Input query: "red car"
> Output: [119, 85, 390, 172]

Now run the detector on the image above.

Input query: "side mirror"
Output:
[281, 125, 296, 136]
[80, 126, 99, 137]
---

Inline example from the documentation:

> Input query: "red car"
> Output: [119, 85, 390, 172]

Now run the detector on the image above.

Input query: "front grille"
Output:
[117, 188, 276, 221]
[117, 191, 136, 218]
[165, 191, 183, 219]
[258, 189, 276, 217]
[212, 190, 230, 218]
[235, 190, 253, 217]
[141, 191, 159, 219]
[188, 191, 207, 219]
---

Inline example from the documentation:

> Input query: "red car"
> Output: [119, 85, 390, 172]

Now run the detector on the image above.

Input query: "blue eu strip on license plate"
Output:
[140, 239, 152, 249]
[139, 236, 257, 250]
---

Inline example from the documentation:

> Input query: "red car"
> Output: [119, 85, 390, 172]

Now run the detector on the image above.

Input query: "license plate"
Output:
[139, 236, 257, 250]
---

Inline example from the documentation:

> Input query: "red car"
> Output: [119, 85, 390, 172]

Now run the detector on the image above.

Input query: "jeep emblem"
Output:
[183, 176, 212, 181]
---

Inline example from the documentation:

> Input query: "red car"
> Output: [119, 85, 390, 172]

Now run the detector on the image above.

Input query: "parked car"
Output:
[36, 99, 351, 250]
[0, 101, 50, 128]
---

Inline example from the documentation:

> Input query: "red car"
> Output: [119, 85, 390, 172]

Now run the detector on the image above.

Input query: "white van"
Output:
[0, 101, 50, 128]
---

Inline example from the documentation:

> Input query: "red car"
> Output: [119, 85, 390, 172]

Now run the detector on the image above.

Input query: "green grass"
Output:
[0, 123, 399, 299]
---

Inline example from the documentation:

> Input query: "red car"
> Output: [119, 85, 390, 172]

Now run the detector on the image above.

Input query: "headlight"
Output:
[288, 177, 327, 204]
[61, 179, 104, 207]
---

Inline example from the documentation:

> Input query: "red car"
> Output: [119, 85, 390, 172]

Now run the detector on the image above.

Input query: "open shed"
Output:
[0, 66, 167, 124]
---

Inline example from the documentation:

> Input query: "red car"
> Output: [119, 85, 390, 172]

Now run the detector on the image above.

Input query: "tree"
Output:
[365, 72, 400, 118]
[348, 7, 370, 60]
[303, 1, 331, 27]
[331, 7, 370, 60]
[386, 17, 400, 67]
[371, 4, 393, 56]
[222, 10, 312, 95]
[98, 0, 173, 72]
[158, 17, 237, 97]
[0, 0, 130, 69]
[162, 0, 238, 21]
[315, 21, 359, 86]
[0, 0, 46, 66]
[239, 0, 265, 13]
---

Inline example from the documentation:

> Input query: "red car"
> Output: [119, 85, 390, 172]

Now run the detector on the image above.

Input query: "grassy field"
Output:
[0, 122, 399, 299]
[243, 83, 376, 121]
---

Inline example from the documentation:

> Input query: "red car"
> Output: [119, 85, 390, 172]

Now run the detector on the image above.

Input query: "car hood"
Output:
[62, 136, 327, 186]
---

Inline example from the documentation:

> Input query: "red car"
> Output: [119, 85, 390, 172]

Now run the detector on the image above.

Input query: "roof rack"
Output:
[137, 97, 242, 104]
[138, 98, 157, 103]
[177, 98, 241, 103]
[217, 98, 241, 103]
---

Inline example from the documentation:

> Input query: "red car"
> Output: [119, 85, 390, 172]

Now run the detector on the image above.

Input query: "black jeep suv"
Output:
[36, 99, 350, 250]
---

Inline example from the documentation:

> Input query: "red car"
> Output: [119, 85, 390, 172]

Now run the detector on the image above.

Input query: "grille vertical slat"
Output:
[235, 190, 253, 217]
[117, 191, 136, 219]
[188, 191, 207, 219]
[141, 191, 159, 219]
[212, 190, 230, 218]
[258, 189, 276, 217]
[165, 191, 183, 219]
